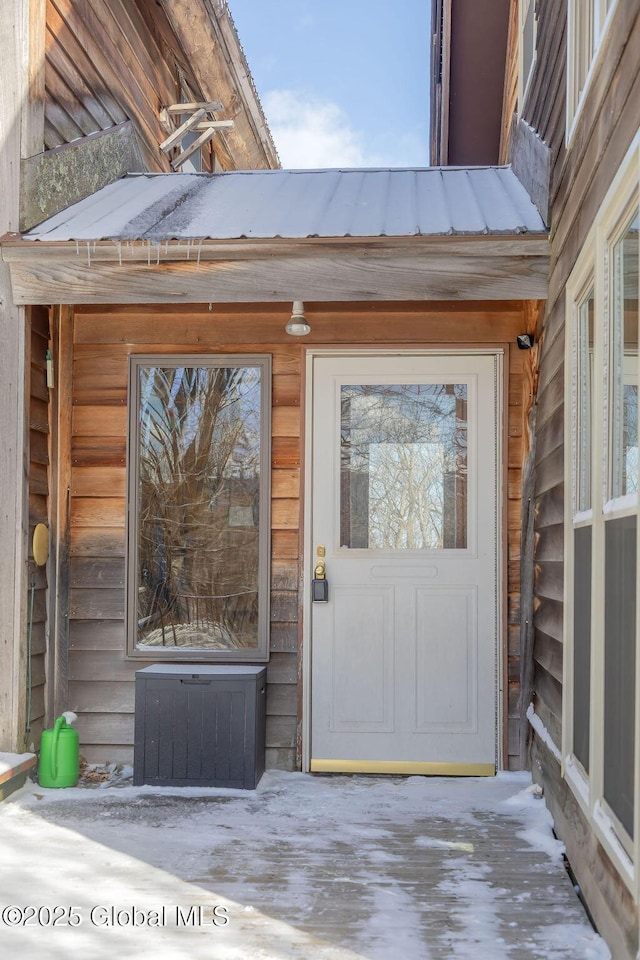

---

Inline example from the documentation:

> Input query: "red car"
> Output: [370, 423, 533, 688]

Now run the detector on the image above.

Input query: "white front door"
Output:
[309, 353, 499, 775]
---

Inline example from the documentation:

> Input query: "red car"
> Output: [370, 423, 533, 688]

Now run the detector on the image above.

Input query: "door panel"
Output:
[414, 586, 477, 731]
[310, 354, 499, 775]
[330, 586, 394, 732]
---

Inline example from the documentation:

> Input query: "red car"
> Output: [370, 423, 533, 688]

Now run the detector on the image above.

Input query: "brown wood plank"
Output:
[31, 362, 49, 402]
[76, 712, 134, 744]
[534, 631, 563, 684]
[70, 526, 126, 557]
[70, 497, 125, 527]
[29, 492, 48, 524]
[47, 0, 170, 168]
[72, 405, 127, 437]
[536, 561, 564, 603]
[31, 327, 49, 363]
[80, 745, 134, 763]
[45, 55, 109, 137]
[272, 469, 300, 499]
[30, 428, 49, 465]
[533, 598, 564, 645]
[270, 591, 298, 623]
[271, 437, 300, 469]
[534, 661, 563, 723]
[70, 557, 125, 588]
[70, 619, 125, 649]
[271, 499, 299, 530]
[536, 485, 565, 529]
[28, 621, 47, 657]
[271, 560, 299, 592]
[536, 523, 564, 562]
[266, 715, 297, 749]
[29, 652, 47, 689]
[29, 686, 46, 725]
[45, 25, 119, 131]
[272, 406, 301, 438]
[266, 652, 298, 685]
[531, 697, 562, 754]
[29, 396, 49, 433]
[68, 679, 134, 713]
[269, 622, 298, 653]
[507, 434, 525, 470]
[69, 650, 141, 682]
[29, 461, 49, 496]
[71, 435, 126, 465]
[71, 466, 126, 498]
[69, 587, 124, 619]
[536, 366, 564, 432]
[12, 247, 548, 304]
[266, 683, 298, 716]
[43, 94, 86, 143]
[273, 374, 301, 406]
[45, 0, 127, 126]
[535, 406, 564, 465]
[535, 448, 564, 498]
[264, 747, 296, 771]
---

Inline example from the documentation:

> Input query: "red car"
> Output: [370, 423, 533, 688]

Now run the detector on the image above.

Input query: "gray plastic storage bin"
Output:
[134, 664, 266, 789]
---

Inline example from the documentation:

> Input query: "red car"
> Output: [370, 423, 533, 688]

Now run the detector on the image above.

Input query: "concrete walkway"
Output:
[0, 770, 609, 959]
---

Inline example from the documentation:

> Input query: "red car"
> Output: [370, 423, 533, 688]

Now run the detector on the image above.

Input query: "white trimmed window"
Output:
[518, 0, 537, 112]
[567, 0, 617, 136]
[565, 133, 640, 889]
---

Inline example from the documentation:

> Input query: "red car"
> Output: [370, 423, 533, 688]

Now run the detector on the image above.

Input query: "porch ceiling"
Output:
[1, 168, 550, 304]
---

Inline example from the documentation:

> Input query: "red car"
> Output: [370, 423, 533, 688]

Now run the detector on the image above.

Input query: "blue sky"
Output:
[227, 0, 431, 168]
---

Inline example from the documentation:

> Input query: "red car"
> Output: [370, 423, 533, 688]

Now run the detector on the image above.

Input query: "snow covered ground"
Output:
[0, 769, 610, 959]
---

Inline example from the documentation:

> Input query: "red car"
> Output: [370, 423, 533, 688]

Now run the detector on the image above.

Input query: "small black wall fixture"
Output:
[516, 334, 534, 350]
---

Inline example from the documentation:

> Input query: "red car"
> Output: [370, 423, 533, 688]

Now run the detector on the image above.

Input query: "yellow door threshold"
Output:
[310, 760, 496, 776]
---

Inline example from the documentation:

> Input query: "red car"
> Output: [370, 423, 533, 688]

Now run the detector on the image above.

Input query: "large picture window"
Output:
[127, 356, 271, 660]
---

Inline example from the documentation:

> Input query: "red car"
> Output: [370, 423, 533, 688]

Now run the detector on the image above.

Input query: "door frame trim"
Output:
[301, 348, 505, 773]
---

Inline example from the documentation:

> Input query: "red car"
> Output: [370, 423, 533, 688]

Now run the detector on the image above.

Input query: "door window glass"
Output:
[340, 383, 468, 549]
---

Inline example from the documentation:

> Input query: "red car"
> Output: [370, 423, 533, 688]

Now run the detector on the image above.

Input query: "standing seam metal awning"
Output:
[1, 167, 550, 304]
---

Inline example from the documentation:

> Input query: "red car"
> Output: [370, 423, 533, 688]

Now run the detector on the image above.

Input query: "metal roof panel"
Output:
[23, 167, 547, 242]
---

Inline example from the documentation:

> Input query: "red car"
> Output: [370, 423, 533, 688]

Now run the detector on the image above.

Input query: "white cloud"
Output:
[263, 89, 370, 168]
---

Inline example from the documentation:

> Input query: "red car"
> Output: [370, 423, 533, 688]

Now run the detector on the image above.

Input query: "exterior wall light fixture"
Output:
[285, 301, 311, 336]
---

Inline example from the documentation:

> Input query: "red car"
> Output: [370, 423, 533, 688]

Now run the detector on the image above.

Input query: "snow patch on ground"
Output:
[0, 770, 612, 959]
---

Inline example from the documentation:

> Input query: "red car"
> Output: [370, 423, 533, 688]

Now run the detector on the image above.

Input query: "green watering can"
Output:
[39, 715, 79, 788]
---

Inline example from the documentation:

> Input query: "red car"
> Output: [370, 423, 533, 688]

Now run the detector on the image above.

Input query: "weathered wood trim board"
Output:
[2, 236, 550, 305]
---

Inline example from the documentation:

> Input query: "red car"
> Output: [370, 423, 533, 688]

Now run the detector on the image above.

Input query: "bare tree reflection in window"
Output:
[340, 384, 467, 550]
[136, 365, 262, 650]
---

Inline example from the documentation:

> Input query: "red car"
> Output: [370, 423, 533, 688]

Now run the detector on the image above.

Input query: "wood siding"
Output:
[43, 0, 277, 173]
[61, 301, 531, 770]
[27, 305, 51, 747]
[45, 0, 193, 169]
[520, 0, 640, 747]
[515, 1, 640, 953]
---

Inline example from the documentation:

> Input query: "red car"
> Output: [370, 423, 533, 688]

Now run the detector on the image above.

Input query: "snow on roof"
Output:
[23, 167, 548, 243]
